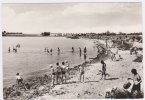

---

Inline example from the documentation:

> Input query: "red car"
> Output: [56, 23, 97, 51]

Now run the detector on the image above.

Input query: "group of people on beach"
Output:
[49, 60, 86, 86]
[50, 61, 69, 86]
[8, 44, 20, 53]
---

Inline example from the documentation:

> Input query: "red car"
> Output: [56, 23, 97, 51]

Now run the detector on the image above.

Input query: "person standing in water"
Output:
[50, 48, 53, 55]
[84, 54, 87, 62]
[84, 47, 87, 54]
[72, 47, 74, 53]
[58, 47, 60, 55]
[45, 48, 47, 52]
[8, 47, 10, 53]
[47, 48, 49, 53]
[79, 47, 82, 56]
[100, 60, 106, 80]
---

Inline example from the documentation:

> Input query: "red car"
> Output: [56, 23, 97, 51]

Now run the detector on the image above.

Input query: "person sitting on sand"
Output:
[79, 65, 85, 83]
[16, 73, 27, 90]
[50, 64, 55, 86]
[61, 62, 67, 83]
[100, 60, 106, 80]
[56, 62, 62, 84]
[128, 69, 142, 96]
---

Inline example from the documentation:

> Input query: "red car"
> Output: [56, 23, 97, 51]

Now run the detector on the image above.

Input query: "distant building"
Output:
[2, 31, 23, 36]
[2, 31, 7, 36]
[50, 33, 63, 37]
[41, 32, 50, 36]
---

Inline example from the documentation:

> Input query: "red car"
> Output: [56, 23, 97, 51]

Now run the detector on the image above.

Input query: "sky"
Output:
[2, 3, 142, 34]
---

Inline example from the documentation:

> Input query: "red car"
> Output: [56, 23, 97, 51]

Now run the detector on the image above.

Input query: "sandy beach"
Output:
[31, 49, 143, 99]
[3, 39, 143, 100]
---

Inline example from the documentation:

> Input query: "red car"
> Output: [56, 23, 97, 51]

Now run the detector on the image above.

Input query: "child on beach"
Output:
[56, 62, 62, 84]
[65, 60, 70, 76]
[79, 65, 85, 83]
[16, 73, 27, 90]
[50, 64, 55, 86]
[100, 60, 106, 80]
[61, 62, 67, 83]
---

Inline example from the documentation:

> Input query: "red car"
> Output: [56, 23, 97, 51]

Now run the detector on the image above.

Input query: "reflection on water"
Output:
[3, 37, 97, 86]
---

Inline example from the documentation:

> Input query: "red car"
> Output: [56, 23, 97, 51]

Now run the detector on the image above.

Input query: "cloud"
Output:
[2, 3, 142, 34]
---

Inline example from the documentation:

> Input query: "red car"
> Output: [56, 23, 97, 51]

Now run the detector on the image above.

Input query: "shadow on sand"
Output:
[84, 81, 99, 83]
[105, 78, 119, 80]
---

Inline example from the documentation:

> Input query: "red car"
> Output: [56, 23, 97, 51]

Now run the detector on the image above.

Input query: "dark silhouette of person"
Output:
[47, 48, 49, 53]
[100, 60, 106, 80]
[84, 47, 87, 54]
[84, 54, 87, 61]
[58, 47, 60, 55]
[8, 47, 10, 53]
[45, 48, 47, 52]
[79, 47, 82, 56]
[72, 47, 74, 53]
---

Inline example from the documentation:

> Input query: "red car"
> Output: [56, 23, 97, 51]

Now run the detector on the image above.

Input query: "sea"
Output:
[2, 37, 98, 86]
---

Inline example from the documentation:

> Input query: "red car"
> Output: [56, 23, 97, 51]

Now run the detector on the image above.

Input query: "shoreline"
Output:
[3, 40, 109, 100]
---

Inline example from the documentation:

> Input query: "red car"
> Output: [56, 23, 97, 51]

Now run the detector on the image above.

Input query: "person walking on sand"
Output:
[50, 64, 55, 87]
[128, 69, 142, 97]
[61, 62, 67, 83]
[100, 60, 106, 80]
[56, 62, 62, 84]
[50, 48, 53, 54]
[79, 65, 85, 83]
[16, 73, 27, 90]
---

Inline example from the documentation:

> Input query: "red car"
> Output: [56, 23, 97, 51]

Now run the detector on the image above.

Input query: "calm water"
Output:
[3, 37, 97, 86]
